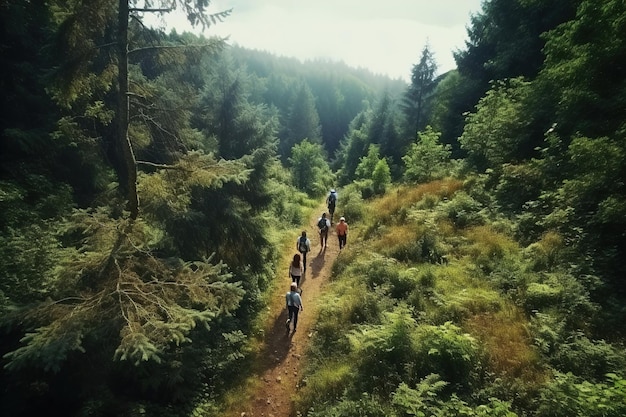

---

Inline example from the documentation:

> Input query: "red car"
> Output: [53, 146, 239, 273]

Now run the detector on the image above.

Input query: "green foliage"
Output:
[494, 163, 543, 213]
[288, 139, 334, 196]
[347, 311, 479, 395]
[401, 44, 438, 138]
[281, 82, 323, 158]
[347, 308, 422, 394]
[355, 144, 381, 180]
[522, 231, 565, 272]
[392, 375, 518, 417]
[0, 222, 65, 305]
[402, 126, 452, 183]
[540, 0, 626, 138]
[372, 159, 392, 195]
[336, 111, 371, 184]
[550, 334, 626, 381]
[459, 78, 532, 172]
[3, 210, 244, 371]
[138, 151, 250, 216]
[355, 145, 391, 198]
[414, 321, 480, 389]
[536, 372, 626, 417]
[332, 184, 365, 223]
[526, 272, 599, 328]
[298, 361, 352, 409]
[437, 191, 485, 228]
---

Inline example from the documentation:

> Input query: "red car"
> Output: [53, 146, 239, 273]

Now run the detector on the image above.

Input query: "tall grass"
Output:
[463, 225, 520, 273]
[465, 309, 544, 381]
[368, 179, 463, 226]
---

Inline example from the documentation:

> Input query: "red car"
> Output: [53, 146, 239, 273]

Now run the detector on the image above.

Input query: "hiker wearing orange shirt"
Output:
[336, 216, 348, 250]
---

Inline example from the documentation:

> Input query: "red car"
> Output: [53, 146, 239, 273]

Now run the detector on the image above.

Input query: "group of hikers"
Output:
[285, 189, 349, 332]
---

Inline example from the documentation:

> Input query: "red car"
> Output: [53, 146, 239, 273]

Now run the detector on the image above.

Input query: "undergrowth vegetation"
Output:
[296, 178, 626, 417]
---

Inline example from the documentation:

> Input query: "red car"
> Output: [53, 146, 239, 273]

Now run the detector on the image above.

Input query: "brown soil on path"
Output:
[225, 209, 341, 417]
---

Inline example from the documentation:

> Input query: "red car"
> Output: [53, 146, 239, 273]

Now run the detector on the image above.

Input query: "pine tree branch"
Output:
[129, 7, 174, 13]
[136, 160, 190, 170]
[128, 42, 225, 56]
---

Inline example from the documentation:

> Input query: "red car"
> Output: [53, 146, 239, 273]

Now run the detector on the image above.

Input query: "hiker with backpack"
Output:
[285, 282, 303, 332]
[326, 189, 338, 223]
[336, 216, 349, 250]
[289, 253, 304, 289]
[296, 231, 311, 272]
[317, 212, 330, 248]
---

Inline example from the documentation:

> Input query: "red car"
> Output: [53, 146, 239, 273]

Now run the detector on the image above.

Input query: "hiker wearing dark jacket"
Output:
[285, 282, 303, 332]
[317, 213, 330, 248]
[296, 231, 311, 272]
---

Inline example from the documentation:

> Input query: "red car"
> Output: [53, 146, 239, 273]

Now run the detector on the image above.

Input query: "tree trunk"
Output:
[118, 0, 139, 219]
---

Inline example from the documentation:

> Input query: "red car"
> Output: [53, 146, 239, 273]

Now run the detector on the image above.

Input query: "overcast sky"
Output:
[159, 0, 484, 82]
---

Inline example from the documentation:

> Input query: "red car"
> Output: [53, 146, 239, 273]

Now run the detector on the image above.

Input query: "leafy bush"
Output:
[392, 375, 518, 417]
[550, 334, 626, 380]
[437, 191, 486, 228]
[348, 309, 421, 394]
[348, 255, 400, 290]
[523, 231, 565, 271]
[536, 372, 626, 417]
[402, 126, 452, 183]
[388, 268, 420, 299]
[495, 163, 543, 213]
[431, 287, 505, 323]
[415, 321, 480, 390]
[525, 282, 562, 311]
[333, 184, 365, 223]
[523, 272, 598, 328]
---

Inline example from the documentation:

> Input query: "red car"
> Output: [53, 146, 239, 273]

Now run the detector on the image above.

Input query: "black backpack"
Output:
[328, 192, 336, 208]
[298, 236, 308, 252]
[318, 217, 328, 231]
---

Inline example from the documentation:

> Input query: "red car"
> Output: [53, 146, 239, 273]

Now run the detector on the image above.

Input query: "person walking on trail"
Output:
[317, 212, 330, 248]
[285, 282, 303, 332]
[289, 253, 304, 288]
[326, 189, 338, 223]
[336, 216, 349, 250]
[296, 231, 311, 272]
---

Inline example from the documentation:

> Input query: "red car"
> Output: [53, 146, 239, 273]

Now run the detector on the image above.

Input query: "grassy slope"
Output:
[295, 179, 626, 417]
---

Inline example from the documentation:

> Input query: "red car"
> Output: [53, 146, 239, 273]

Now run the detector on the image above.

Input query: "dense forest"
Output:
[1, 0, 625, 416]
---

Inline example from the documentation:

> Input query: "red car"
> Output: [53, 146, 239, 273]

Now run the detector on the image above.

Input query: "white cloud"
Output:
[157, 1, 483, 81]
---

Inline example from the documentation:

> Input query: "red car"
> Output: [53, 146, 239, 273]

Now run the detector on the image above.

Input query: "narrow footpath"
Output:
[228, 207, 341, 417]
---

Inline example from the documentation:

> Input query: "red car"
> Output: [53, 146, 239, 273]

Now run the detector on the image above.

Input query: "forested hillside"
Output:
[1, 1, 625, 416]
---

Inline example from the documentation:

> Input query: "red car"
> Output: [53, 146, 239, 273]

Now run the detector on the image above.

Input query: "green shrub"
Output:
[392, 375, 518, 417]
[551, 334, 626, 380]
[386, 223, 448, 264]
[525, 282, 562, 311]
[536, 372, 626, 417]
[348, 309, 420, 395]
[333, 185, 365, 223]
[524, 273, 598, 328]
[388, 268, 420, 299]
[352, 255, 400, 290]
[415, 321, 480, 390]
[438, 191, 485, 228]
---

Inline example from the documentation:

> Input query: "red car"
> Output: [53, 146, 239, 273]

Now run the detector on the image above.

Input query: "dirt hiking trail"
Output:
[226, 206, 341, 417]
